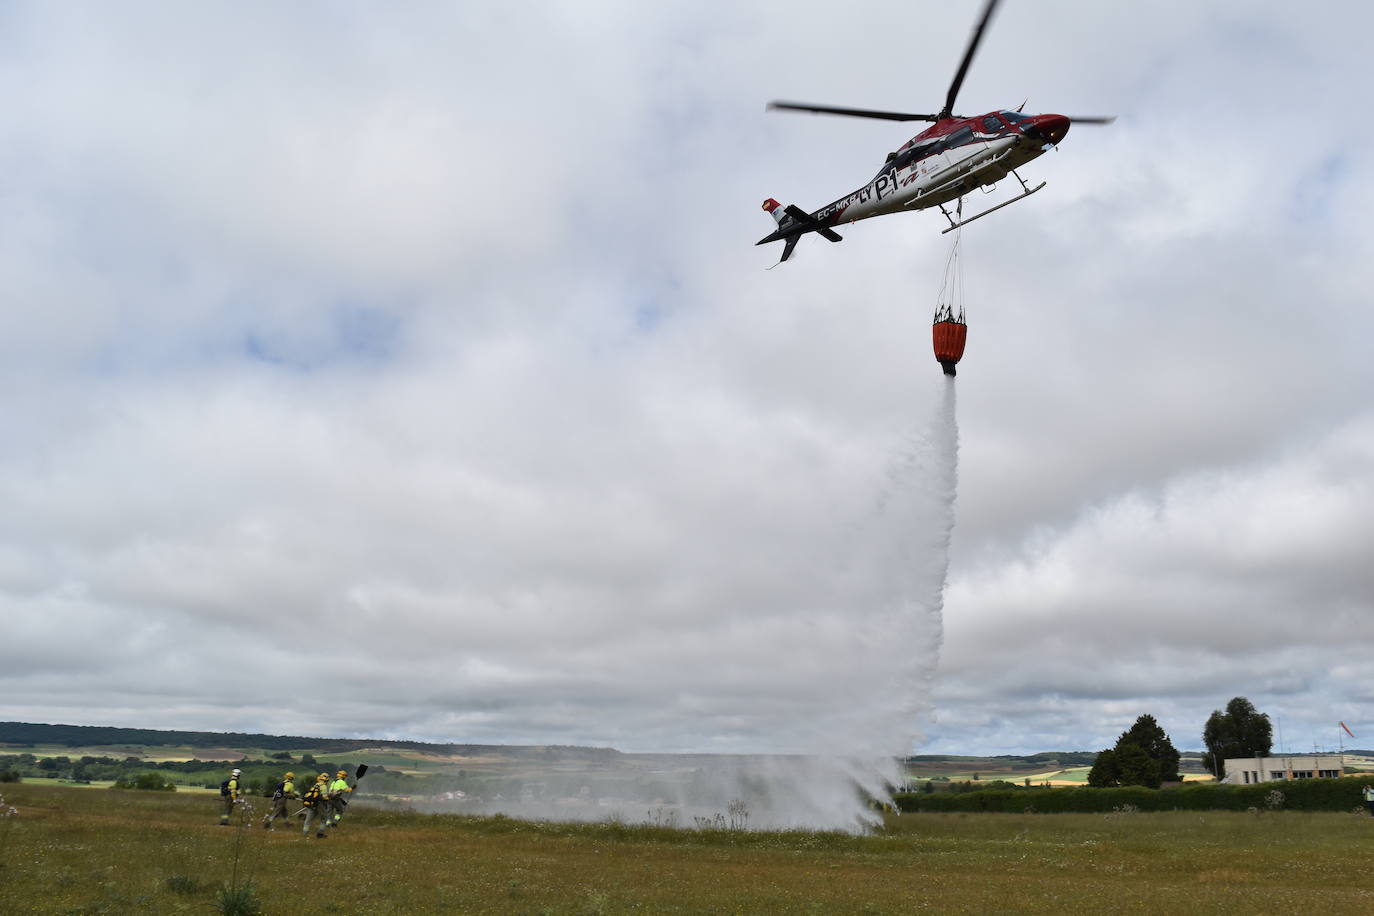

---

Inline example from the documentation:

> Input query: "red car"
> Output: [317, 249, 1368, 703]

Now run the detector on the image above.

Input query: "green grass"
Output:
[4, 783, 1374, 914]
[14, 777, 117, 789]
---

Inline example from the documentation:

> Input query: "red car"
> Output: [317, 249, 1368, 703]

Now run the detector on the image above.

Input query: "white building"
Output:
[1221, 755, 1345, 785]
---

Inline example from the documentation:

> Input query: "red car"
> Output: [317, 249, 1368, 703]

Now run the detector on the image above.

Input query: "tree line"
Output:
[0, 752, 386, 794]
[0, 721, 618, 761]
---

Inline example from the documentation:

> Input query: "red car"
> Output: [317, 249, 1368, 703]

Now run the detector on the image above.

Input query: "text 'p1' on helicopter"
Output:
[757, 0, 1114, 264]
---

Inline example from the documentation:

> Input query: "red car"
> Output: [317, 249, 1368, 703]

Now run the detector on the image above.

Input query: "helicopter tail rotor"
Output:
[757, 200, 844, 264]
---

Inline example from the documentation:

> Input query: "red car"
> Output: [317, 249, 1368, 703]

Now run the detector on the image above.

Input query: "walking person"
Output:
[218, 768, 241, 826]
[328, 769, 354, 829]
[1363, 784, 1374, 816]
[301, 773, 330, 838]
[261, 771, 297, 830]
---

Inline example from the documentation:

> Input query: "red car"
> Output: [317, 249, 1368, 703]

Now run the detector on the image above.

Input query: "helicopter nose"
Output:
[1029, 113, 1071, 145]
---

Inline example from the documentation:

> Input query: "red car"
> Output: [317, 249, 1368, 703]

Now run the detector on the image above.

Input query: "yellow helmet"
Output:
[284, 772, 295, 779]
[317, 773, 329, 781]
[336, 770, 347, 778]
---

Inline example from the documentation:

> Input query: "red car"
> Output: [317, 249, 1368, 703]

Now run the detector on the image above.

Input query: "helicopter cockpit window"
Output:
[982, 115, 1003, 132]
[1000, 110, 1032, 123]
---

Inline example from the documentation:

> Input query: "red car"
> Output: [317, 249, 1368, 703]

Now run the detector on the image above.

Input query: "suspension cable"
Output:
[934, 197, 965, 323]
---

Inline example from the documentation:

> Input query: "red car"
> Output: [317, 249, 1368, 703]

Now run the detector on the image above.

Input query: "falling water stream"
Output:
[447, 379, 961, 832]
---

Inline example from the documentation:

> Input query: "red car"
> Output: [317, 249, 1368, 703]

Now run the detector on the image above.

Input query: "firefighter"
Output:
[328, 769, 353, 828]
[301, 773, 330, 838]
[261, 771, 297, 830]
[218, 768, 241, 826]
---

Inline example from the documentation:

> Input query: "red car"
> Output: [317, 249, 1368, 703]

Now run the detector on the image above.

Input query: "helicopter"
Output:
[757, 0, 1114, 264]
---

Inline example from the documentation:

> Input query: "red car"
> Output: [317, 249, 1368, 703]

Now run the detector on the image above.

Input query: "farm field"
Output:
[4, 783, 1374, 914]
[1009, 768, 1214, 787]
[901, 753, 1214, 787]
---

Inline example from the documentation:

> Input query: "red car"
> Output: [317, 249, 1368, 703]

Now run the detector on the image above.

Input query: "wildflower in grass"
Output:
[0, 792, 17, 867]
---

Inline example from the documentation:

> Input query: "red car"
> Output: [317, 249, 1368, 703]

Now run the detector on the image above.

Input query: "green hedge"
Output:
[893, 776, 1371, 814]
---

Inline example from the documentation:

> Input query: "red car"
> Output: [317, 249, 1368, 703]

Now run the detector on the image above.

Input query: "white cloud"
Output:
[936, 415, 1374, 752]
[1, 0, 1371, 778]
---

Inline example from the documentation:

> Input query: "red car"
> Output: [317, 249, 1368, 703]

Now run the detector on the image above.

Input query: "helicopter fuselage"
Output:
[760, 0, 1112, 261]
[810, 109, 1070, 229]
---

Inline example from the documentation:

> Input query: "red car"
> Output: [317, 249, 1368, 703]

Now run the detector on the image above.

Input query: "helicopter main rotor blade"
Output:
[767, 101, 939, 122]
[940, 0, 1001, 120]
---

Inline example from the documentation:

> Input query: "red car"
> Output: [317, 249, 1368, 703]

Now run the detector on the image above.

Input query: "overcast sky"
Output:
[3, 0, 1372, 759]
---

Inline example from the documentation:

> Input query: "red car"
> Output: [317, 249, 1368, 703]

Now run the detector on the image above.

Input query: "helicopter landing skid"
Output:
[939, 169, 1046, 234]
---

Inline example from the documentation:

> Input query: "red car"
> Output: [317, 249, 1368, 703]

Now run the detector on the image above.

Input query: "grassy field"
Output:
[4, 783, 1374, 914]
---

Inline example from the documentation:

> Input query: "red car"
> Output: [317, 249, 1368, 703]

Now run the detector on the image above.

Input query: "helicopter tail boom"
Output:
[756, 199, 843, 263]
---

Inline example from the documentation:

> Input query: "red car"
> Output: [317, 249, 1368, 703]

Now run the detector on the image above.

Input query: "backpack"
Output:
[220, 779, 231, 797]
[271, 780, 286, 800]
[302, 782, 322, 807]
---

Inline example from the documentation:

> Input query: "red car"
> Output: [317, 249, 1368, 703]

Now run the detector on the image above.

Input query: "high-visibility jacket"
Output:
[226, 777, 239, 800]
[1363, 786, 1374, 802]
[329, 777, 351, 797]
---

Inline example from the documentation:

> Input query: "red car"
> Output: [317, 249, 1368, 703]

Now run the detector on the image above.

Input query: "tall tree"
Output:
[1202, 696, 1273, 778]
[1120, 714, 1181, 784]
[1087, 714, 1181, 789]
[1086, 748, 1119, 788]
[1115, 743, 1158, 789]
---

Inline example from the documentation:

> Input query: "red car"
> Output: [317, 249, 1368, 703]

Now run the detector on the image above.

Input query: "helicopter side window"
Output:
[982, 115, 1003, 132]
[886, 138, 936, 174]
[936, 127, 975, 154]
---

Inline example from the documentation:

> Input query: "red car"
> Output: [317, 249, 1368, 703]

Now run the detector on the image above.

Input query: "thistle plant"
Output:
[727, 798, 750, 831]
[216, 797, 263, 916]
[693, 799, 752, 832]
[645, 807, 679, 829]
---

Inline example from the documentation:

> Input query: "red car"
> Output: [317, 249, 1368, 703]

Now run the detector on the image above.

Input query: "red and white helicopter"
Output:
[757, 0, 1113, 264]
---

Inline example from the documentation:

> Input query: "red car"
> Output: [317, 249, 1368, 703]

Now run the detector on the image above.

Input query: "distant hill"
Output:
[6, 721, 1346, 766]
[0, 721, 619, 760]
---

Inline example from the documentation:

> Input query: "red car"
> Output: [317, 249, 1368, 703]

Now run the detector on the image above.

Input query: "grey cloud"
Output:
[1, 1, 1371, 777]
